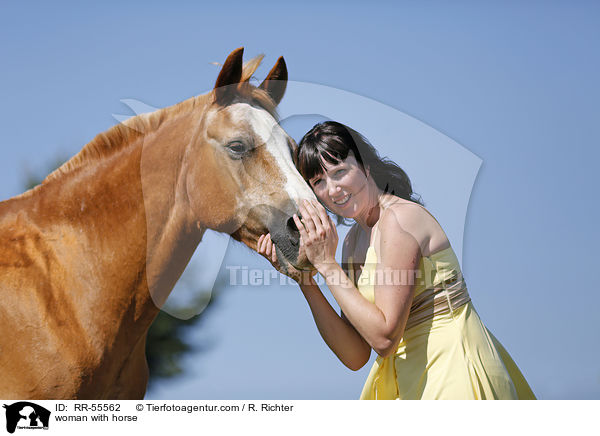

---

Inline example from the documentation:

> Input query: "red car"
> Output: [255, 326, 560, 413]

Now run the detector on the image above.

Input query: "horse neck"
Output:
[136, 112, 207, 312]
[11, 113, 203, 347]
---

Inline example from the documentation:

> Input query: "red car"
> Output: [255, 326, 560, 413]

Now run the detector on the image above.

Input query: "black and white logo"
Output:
[3, 402, 50, 433]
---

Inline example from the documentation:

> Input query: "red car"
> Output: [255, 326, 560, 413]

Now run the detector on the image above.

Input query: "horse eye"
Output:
[226, 141, 247, 157]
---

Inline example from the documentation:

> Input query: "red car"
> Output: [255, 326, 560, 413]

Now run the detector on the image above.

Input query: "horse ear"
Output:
[259, 56, 288, 106]
[214, 47, 244, 104]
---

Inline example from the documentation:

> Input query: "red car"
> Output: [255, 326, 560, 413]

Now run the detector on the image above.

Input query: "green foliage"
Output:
[23, 156, 69, 190]
[145, 311, 200, 382]
[145, 286, 222, 388]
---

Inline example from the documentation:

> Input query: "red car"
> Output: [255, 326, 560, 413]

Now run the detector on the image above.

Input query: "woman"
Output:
[257, 121, 535, 399]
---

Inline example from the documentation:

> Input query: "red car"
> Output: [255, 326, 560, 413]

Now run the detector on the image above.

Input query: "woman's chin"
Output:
[341, 205, 361, 219]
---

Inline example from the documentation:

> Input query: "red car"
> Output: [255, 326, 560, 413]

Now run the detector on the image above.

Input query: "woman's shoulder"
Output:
[378, 197, 429, 230]
[377, 197, 449, 256]
[372, 203, 423, 265]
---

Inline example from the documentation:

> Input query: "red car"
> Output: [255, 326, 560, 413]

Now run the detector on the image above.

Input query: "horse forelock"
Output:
[241, 54, 264, 82]
[213, 54, 279, 121]
[217, 84, 279, 122]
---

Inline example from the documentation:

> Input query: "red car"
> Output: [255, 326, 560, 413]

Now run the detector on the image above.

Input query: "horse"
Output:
[0, 47, 315, 399]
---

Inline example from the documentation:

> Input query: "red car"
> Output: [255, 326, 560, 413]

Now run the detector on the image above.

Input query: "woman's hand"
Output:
[294, 199, 339, 272]
[257, 233, 316, 284]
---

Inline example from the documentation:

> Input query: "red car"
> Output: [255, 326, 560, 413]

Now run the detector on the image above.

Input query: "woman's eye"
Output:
[312, 179, 323, 187]
[334, 169, 346, 177]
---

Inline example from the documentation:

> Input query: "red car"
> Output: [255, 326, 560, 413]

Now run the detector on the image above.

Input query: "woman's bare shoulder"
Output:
[378, 198, 449, 256]
[373, 206, 422, 265]
[379, 198, 428, 230]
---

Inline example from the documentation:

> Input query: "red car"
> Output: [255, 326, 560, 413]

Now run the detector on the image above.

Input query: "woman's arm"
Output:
[297, 276, 372, 371]
[257, 231, 371, 370]
[297, 200, 420, 358]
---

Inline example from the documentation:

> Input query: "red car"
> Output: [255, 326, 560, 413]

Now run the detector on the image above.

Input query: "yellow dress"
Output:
[353, 245, 536, 400]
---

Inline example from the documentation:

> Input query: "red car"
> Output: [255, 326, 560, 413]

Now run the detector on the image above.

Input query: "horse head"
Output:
[185, 47, 315, 272]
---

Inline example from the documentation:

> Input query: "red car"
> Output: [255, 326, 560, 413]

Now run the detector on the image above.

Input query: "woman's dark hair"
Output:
[296, 121, 423, 221]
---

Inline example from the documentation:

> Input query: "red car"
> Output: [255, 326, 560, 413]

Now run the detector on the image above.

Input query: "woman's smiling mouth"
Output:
[333, 194, 351, 205]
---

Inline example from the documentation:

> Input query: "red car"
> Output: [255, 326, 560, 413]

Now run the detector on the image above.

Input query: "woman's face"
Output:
[307, 152, 371, 219]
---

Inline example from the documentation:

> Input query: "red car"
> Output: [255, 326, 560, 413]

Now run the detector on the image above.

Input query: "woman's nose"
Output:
[328, 182, 340, 197]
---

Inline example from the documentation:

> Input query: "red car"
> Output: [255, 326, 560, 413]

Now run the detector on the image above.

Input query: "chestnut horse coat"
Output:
[0, 48, 313, 399]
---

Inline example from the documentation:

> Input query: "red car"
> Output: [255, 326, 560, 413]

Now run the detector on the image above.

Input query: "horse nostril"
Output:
[287, 215, 300, 236]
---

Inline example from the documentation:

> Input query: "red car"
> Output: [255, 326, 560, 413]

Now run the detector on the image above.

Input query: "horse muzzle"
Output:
[269, 212, 313, 271]
[230, 204, 313, 271]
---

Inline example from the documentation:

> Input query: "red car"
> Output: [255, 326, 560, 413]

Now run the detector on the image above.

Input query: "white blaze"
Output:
[228, 103, 316, 204]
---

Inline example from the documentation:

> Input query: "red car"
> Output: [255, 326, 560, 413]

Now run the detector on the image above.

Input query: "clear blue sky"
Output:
[1, 1, 598, 400]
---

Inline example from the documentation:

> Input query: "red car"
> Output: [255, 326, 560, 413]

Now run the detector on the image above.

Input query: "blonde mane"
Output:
[16, 55, 276, 200]
[44, 96, 205, 184]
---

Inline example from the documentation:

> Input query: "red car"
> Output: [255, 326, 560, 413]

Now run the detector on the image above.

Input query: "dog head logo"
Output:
[3, 402, 50, 433]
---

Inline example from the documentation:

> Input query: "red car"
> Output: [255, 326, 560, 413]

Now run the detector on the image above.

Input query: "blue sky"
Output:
[1, 1, 598, 399]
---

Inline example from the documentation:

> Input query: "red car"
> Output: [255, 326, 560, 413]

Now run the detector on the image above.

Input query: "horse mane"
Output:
[43, 96, 204, 185]
[15, 55, 277, 200]
[236, 54, 279, 118]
